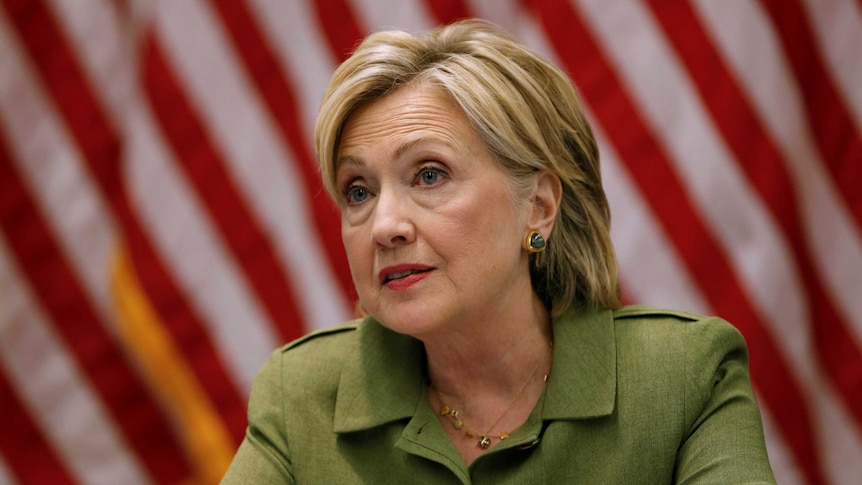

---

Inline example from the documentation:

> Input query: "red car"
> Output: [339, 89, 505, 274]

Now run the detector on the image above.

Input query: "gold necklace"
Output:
[432, 345, 551, 449]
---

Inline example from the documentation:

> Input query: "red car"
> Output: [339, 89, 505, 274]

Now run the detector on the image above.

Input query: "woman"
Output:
[222, 20, 775, 484]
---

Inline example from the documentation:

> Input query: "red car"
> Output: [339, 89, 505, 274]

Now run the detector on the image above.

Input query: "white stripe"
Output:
[124, 90, 277, 392]
[44, 0, 130, 130]
[0, 237, 150, 485]
[0, 6, 118, 334]
[800, 0, 862, 132]
[808, 377, 862, 485]
[577, 1, 862, 482]
[347, 0, 433, 34]
[467, 0, 528, 33]
[246, 0, 337, 147]
[0, 455, 17, 485]
[693, 0, 862, 349]
[596, 123, 711, 314]
[497, 1, 565, 67]
[153, 0, 350, 333]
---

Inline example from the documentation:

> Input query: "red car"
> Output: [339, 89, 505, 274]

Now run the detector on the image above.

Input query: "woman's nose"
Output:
[370, 190, 415, 249]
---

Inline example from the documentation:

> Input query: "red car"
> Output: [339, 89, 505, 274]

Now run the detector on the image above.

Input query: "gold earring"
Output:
[525, 231, 546, 253]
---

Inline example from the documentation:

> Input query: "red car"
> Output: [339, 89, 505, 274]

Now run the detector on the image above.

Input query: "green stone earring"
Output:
[525, 231, 546, 253]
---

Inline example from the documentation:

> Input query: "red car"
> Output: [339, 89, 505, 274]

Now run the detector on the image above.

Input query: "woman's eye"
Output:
[421, 170, 439, 185]
[414, 166, 446, 186]
[344, 185, 370, 204]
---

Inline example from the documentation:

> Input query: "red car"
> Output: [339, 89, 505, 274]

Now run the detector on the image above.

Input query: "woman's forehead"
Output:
[337, 85, 473, 160]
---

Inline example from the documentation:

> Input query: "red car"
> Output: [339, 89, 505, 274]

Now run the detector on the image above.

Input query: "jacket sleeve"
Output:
[221, 350, 294, 484]
[673, 317, 776, 484]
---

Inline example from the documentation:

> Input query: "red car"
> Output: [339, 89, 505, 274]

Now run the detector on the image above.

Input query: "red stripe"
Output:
[760, 0, 862, 230]
[0, 133, 190, 483]
[209, 0, 355, 311]
[649, 0, 862, 456]
[529, 1, 825, 483]
[1, 0, 248, 448]
[0, 364, 75, 485]
[141, 35, 307, 344]
[424, 0, 473, 23]
[312, 0, 366, 63]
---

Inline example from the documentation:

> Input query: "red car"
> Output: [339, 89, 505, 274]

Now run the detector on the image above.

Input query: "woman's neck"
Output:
[421, 294, 553, 405]
[421, 293, 554, 466]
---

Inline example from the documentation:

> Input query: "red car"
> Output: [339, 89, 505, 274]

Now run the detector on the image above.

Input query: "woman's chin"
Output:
[371, 307, 445, 339]
[361, 291, 457, 338]
[376, 316, 437, 338]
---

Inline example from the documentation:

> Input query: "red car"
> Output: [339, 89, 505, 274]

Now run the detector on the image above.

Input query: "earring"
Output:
[525, 231, 546, 253]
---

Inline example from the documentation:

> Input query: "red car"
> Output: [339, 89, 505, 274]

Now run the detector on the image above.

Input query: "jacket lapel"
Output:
[542, 306, 617, 420]
[333, 317, 425, 433]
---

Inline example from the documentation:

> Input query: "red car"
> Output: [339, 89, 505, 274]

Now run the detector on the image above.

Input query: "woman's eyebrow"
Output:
[335, 155, 365, 171]
[336, 136, 455, 172]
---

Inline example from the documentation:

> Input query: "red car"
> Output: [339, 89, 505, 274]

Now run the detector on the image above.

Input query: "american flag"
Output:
[0, 0, 859, 483]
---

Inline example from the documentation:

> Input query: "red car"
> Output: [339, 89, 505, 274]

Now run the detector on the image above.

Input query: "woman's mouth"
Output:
[379, 265, 433, 290]
[384, 269, 427, 283]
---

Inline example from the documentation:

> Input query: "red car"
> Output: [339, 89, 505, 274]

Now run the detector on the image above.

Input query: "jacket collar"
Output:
[332, 306, 616, 433]
[542, 305, 616, 419]
[333, 318, 425, 433]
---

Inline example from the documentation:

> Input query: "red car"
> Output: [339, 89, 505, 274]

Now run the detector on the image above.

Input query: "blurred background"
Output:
[0, 0, 860, 483]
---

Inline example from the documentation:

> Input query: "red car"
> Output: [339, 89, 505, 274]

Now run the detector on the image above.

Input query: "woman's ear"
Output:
[528, 171, 563, 237]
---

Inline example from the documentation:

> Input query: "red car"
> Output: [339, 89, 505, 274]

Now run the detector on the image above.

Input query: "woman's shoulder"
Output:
[611, 304, 745, 347]
[250, 319, 364, 396]
[608, 304, 750, 396]
[613, 304, 721, 324]
[608, 304, 749, 381]
[281, 319, 363, 357]
[253, 316, 422, 396]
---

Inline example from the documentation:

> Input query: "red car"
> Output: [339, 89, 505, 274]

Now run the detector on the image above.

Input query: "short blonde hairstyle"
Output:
[315, 19, 620, 313]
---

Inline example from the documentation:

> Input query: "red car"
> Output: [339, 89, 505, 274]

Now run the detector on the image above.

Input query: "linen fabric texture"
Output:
[221, 305, 776, 484]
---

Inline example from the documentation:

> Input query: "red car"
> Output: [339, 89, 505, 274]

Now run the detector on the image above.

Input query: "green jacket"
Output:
[222, 305, 775, 484]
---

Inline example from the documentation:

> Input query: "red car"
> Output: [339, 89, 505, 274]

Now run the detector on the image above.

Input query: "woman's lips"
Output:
[379, 264, 433, 291]
[383, 270, 431, 291]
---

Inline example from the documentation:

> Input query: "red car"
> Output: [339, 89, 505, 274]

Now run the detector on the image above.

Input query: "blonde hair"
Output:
[315, 19, 620, 312]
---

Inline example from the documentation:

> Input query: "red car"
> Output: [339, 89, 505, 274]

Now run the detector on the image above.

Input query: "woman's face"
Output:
[335, 83, 537, 338]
